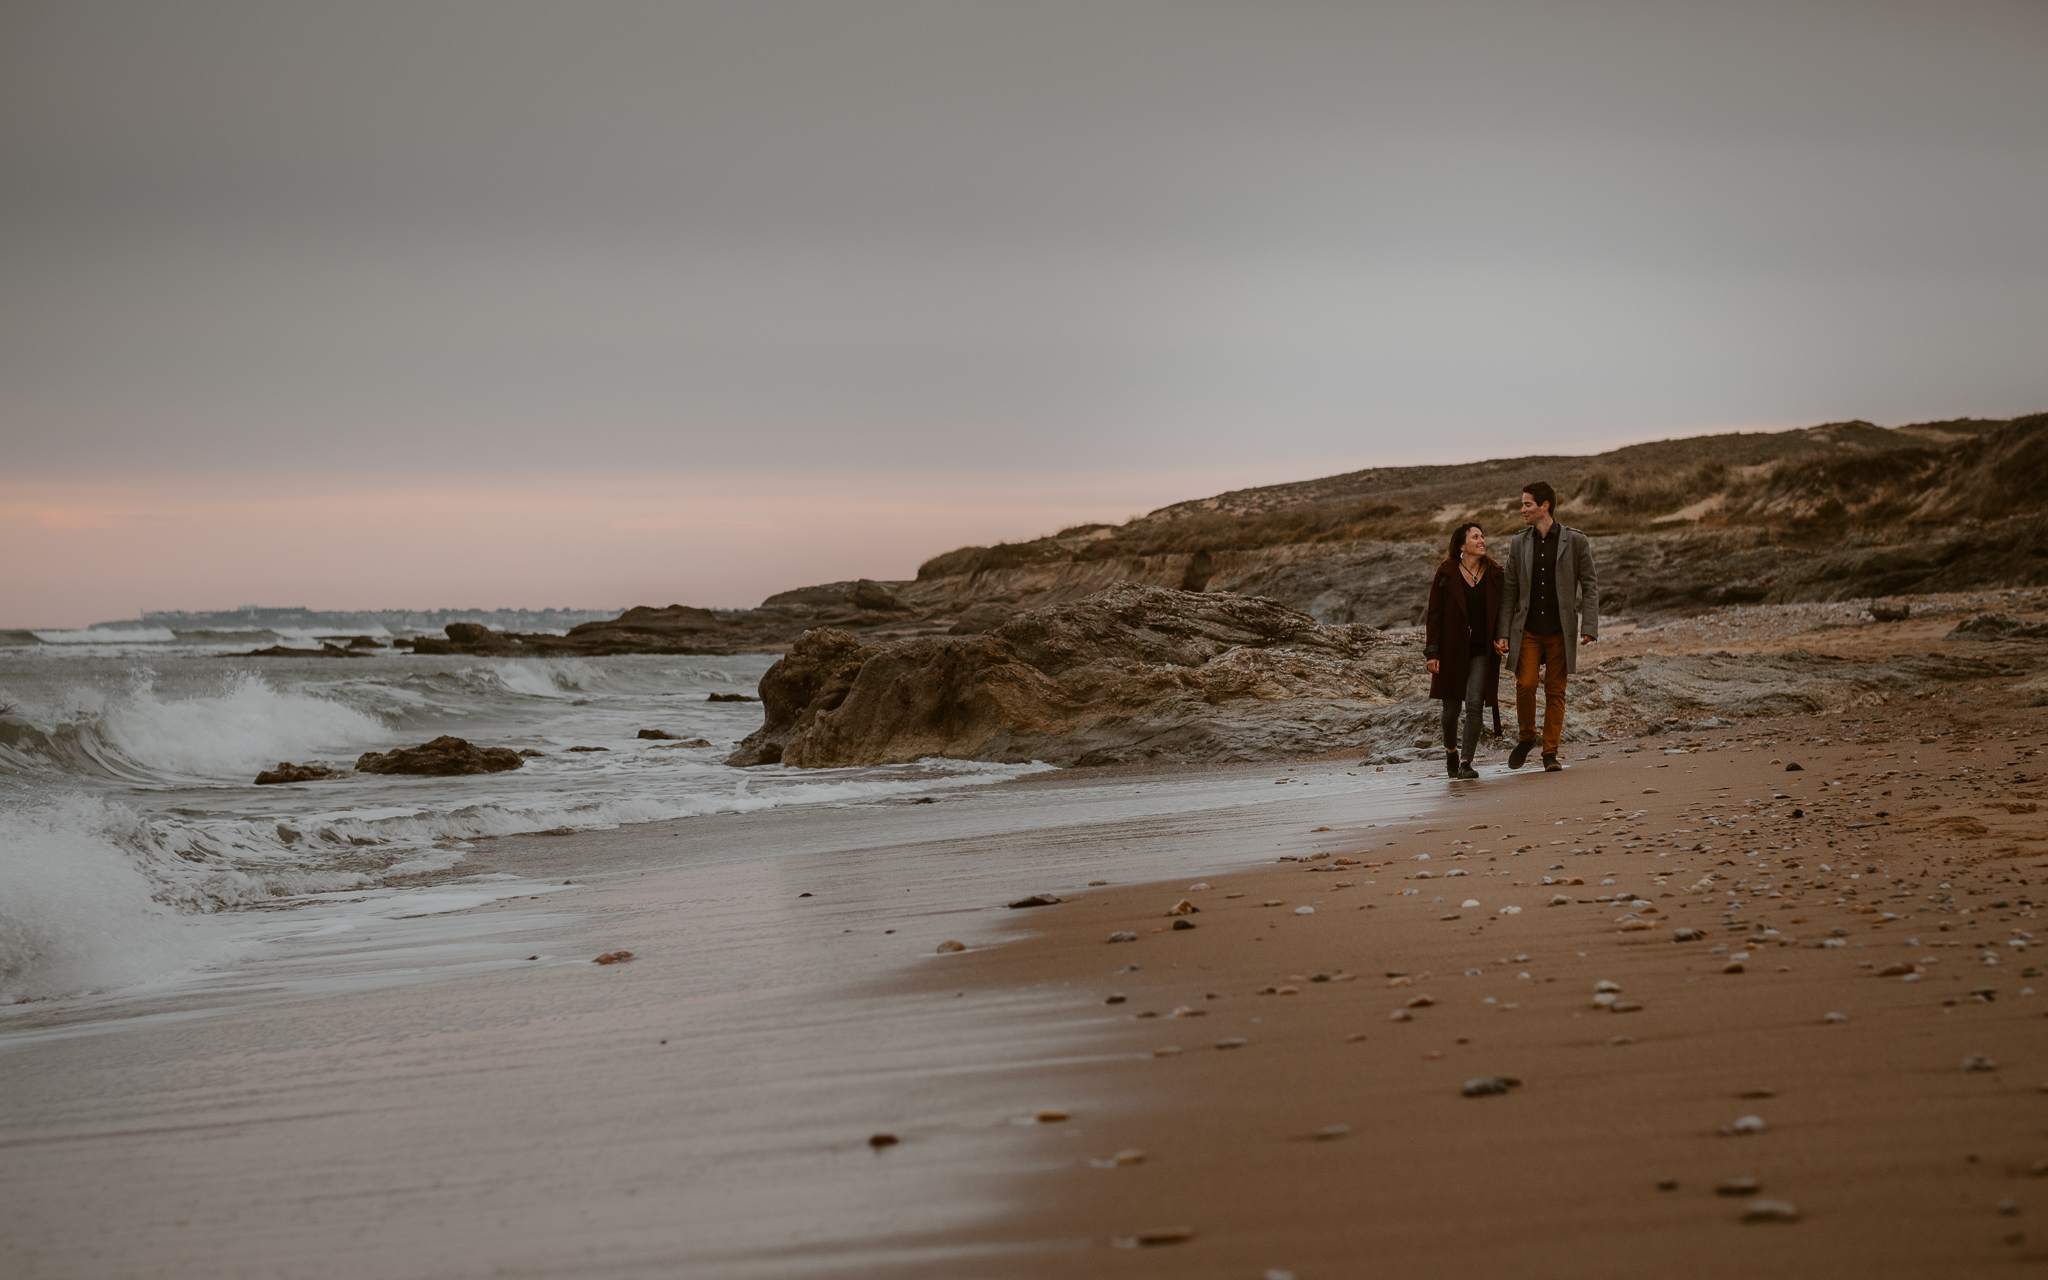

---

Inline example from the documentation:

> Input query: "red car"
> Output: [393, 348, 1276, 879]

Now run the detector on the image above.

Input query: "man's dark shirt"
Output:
[1526, 521, 1563, 636]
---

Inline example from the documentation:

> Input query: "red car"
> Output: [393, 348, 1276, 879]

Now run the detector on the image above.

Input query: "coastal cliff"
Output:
[413, 413, 2047, 659]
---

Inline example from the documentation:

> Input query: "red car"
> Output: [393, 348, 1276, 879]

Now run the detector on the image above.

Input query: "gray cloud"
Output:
[4, 0, 2044, 476]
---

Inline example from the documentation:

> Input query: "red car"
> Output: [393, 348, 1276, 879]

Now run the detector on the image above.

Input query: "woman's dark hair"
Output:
[1447, 522, 1498, 569]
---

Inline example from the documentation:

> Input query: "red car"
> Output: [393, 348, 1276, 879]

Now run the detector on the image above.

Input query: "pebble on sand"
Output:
[1962, 1054, 1998, 1073]
[1172, 919, 1197, 931]
[1725, 1115, 1767, 1136]
[1090, 1149, 1147, 1168]
[1823, 1012, 1848, 1023]
[592, 951, 635, 965]
[1109, 1227, 1193, 1248]
[1036, 1109, 1070, 1123]
[1215, 1037, 1249, 1049]
[1462, 1076, 1520, 1097]
[1716, 1177, 1761, 1196]
[868, 1134, 899, 1148]
[1165, 899, 1199, 916]
[1294, 906, 1315, 915]
[1108, 932, 1139, 943]
[1008, 894, 1062, 909]
[1742, 1200, 1800, 1223]
[936, 940, 967, 953]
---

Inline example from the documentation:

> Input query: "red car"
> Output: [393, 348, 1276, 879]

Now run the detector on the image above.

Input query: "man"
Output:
[1496, 480, 1598, 772]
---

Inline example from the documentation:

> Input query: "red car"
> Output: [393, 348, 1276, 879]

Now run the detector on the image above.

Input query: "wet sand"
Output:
[2, 671, 2042, 1277]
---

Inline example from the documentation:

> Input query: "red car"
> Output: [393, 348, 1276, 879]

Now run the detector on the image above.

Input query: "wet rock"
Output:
[1172, 919, 1197, 931]
[592, 950, 635, 964]
[1108, 932, 1139, 943]
[253, 762, 336, 785]
[1036, 1109, 1069, 1123]
[1673, 927, 1703, 941]
[1109, 1227, 1193, 1248]
[1462, 1076, 1519, 1097]
[936, 940, 966, 953]
[356, 736, 523, 776]
[637, 729, 681, 739]
[707, 692, 761, 702]
[567, 745, 610, 752]
[868, 1133, 898, 1148]
[1716, 1177, 1761, 1196]
[1008, 894, 1062, 908]
[1785, 762, 1803, 771]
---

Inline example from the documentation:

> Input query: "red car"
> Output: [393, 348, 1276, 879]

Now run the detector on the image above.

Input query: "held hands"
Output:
[1582, 635, 1596, 645]
[1494, 639, 1509, 654]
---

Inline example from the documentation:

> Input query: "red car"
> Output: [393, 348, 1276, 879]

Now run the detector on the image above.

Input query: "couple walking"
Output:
[1424, 481, 1598, 780]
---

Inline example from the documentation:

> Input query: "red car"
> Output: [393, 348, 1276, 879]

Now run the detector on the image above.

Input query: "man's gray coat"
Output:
[1495, 524, 1600, 674]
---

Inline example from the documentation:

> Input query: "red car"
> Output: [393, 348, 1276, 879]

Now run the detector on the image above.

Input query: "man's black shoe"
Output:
[1542, 754, 1562, 772]
[1446, 751, 1460, 779]
[1508, 740, 1534, 769]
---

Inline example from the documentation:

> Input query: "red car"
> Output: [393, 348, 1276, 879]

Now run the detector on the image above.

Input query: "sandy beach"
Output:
[4, 668, 2042, 1278]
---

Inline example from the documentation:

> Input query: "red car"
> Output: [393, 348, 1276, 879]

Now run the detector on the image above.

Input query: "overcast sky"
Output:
[4, 1, 2045, 625]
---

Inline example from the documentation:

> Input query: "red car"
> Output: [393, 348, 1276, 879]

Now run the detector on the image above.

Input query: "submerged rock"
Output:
[355, 735, 524, 776]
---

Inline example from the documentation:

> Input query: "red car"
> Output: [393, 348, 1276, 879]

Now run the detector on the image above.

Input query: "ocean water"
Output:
[0, 630, 1046, 1003]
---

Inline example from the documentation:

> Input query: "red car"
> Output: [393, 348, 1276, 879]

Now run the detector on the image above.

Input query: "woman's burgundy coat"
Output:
[1424, 558, 1504, 705]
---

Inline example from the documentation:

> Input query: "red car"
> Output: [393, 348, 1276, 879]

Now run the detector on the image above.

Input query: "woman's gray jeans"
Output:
[1441, 659, 1488, 760]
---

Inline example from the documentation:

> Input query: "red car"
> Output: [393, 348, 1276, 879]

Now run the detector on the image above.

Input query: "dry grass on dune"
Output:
[919, 413, 2048, 581]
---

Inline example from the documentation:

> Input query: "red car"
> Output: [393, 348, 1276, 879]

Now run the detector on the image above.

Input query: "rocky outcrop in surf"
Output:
[355, 736, 524, 776]
[724, 584, 1421, 768]
[253, 762, 337, 784]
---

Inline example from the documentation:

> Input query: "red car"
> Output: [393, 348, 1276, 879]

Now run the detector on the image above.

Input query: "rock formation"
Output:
[355, 736, 524, 776]
[726, 584, 1422, 768]
[253, 762, 336, 784]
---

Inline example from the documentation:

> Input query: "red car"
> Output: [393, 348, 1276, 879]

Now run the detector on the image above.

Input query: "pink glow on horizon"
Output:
[0, 463, 1354, 628]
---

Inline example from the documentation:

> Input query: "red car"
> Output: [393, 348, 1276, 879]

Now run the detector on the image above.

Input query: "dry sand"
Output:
[901, 696, 2048, 1278]
[2, 622, 2044, 1278]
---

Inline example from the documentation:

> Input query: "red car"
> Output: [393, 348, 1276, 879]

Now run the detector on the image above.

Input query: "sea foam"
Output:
[0, 797, 219, 1002]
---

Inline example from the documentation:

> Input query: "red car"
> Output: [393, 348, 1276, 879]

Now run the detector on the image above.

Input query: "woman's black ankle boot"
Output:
[1446, 750, 1460, 778]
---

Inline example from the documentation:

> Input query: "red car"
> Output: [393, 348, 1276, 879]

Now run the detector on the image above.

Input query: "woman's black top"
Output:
[1463, 570, 1489, 656]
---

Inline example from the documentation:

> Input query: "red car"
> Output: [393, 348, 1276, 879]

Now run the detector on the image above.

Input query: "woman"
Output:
[1425, 522, 1508, 780]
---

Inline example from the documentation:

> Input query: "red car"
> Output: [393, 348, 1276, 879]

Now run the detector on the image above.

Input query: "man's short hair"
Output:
[1524, 480, 1556, 515]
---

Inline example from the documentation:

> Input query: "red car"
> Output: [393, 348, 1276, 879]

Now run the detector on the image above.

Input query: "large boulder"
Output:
[725, 584, 1421, 768]
[356, 735, 525, 776]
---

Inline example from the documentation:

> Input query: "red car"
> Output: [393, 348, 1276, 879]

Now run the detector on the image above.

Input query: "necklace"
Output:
[1460, 557, 1484, 585]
